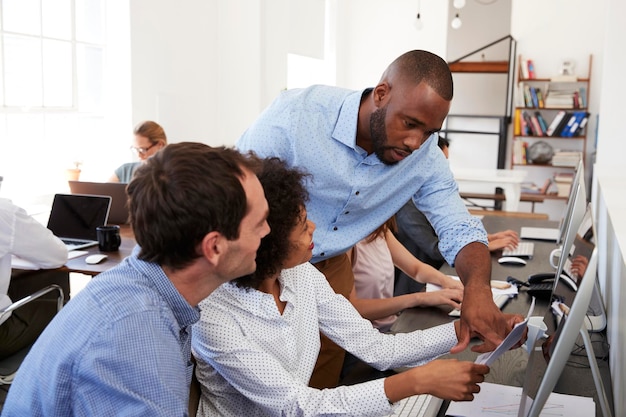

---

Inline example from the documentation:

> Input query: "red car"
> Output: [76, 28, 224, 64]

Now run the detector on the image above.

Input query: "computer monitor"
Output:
[519, 247, 599, 417]
[551, 179, 587, 295]
[556, 159, 585, 247]
[519, 203, 611, 417]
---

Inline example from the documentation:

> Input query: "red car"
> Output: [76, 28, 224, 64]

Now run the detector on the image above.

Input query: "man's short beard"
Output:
[369, 105, 397, 166]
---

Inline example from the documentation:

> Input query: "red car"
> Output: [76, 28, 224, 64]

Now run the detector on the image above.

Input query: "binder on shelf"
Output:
[546, 110, 567, 136]
[565, 111, 589, 137]
[558, 113, 577, 137]
[575, 113, 590, 136]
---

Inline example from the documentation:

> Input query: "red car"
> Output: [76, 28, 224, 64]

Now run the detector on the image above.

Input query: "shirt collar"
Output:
[332, 88, 372, 152]
[128, 245, 200, 328]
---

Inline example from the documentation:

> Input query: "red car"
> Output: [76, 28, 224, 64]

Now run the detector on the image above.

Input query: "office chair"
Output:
[0, 284, 64, 385]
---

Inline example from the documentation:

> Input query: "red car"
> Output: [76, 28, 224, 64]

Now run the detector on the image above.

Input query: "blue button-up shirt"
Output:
[237, 85, 487, 264]
[1, 247, 200, 417]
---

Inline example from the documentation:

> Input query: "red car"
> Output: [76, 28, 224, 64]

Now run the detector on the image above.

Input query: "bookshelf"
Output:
[511, 55, 592, 202]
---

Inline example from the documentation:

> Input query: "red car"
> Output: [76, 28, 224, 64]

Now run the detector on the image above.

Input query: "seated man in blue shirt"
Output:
[2, 143, 270, 416]
[236, 49, 513, 388]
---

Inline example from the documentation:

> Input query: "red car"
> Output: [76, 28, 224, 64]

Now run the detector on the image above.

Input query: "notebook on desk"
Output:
[68, 180, 130, 224]
[47, 193, 111, 251]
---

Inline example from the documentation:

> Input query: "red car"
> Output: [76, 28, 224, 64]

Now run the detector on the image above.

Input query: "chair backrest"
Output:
[0, 285, 64, 385]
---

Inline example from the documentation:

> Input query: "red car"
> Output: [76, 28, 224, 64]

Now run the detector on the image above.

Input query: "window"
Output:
[0, 0, 130, 205]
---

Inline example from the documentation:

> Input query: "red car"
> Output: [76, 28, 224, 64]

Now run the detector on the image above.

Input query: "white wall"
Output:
[593, 0, 626, 414]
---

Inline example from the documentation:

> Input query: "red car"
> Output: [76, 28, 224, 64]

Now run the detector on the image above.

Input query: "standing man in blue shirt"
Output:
[236, 49, 516, 388]
[2, 143, 270, 416]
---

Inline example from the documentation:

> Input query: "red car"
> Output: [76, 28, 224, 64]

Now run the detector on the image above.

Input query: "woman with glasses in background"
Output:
[109, 120, 168, 183]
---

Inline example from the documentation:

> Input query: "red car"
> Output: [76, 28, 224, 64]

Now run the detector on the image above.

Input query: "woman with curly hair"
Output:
[191, 157, 514, 417]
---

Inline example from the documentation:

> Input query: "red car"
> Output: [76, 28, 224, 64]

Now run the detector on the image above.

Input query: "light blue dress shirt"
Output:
[1, 247, 199, 417]
[237, 85, 487, 264]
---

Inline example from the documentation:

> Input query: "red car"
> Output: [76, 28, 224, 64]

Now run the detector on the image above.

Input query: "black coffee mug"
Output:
[96, 225, 121, 252]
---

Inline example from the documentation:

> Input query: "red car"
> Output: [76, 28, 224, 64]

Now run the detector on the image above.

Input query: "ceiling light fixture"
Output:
[453, 0, 466, 9]
[451, 13, 462, 29]
[414, 0, 424, 30]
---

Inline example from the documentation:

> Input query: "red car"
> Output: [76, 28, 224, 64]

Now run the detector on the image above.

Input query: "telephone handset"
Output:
[527, 273, 556, 299]
[526, 272, 579, 299]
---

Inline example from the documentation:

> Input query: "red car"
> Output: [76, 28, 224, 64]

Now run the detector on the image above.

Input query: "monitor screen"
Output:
[551, 180, 587, 296]
[518, 202, 601, 417]
[556, 159, 584, 247]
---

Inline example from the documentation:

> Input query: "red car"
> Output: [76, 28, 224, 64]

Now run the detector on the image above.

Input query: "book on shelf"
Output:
[546, 110, 567, 136]
[535, 111, 548, 136]
[554, 172, 575, 197]
[530, 114, 544, 136]
[552, 150, 582, 167]
[521, 178, 552, 195]
[512, 139, 528, 165]
[529, 86, 540, 108]
[514, 109, 522, 136]
[522, 111, 537, 136]
[527, 59, 536, 79]
[519, 56, 530, 79]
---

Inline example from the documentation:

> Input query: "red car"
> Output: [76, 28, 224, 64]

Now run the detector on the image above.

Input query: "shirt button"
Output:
[333, 226, 338, 231]
[344, 211, 350, 214]
[320, 252, 325, 257]
[355, 191, 360, 195]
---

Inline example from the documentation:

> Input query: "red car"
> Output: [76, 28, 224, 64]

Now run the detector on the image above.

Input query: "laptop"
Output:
[47, 193, 112, 251]
[68, 181, 130, 224]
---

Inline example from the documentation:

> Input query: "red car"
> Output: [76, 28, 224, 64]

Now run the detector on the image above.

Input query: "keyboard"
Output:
[387, 394, 443, 417]
[449, 293, 510, 317]
[502, 241, 534, 258]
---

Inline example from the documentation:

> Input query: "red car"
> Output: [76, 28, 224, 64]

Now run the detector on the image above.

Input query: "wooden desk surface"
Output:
[390, 216, 613, 417]
[62, 224, 136, 275]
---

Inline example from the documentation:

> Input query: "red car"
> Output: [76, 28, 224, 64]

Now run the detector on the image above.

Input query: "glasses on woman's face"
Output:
[130, 143, 157, 155]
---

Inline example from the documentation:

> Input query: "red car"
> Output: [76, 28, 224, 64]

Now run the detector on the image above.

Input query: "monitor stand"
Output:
[578, 326, 613, 417]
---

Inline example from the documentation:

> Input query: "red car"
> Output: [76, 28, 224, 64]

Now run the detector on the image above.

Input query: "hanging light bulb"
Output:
[453, 0, 466, 9]
[414, 0, 424, 30]
[451, 13, 462, 29]
[414, 12, 424, 30]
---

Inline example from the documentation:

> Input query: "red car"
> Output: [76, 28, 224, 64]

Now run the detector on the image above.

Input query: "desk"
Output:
[390, 216, 613, 417]
[453, 168, 527, 212]
[62, 225, 136, 275]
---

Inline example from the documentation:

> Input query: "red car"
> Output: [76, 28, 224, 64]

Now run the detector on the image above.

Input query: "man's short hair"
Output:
[386, 50, 453, 101]
[127, 142, 260, 270]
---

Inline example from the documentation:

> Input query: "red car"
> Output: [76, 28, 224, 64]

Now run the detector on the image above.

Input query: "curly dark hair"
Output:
[233, 157, 309, 290]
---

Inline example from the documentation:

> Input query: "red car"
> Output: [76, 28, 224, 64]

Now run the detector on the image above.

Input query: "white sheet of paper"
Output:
[446, 381, 595, 417]
[475, 298, 535, 366]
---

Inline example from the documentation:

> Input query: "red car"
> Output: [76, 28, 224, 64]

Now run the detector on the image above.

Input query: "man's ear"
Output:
[199, 231, 223, 266]
[373, 82, 390, 106]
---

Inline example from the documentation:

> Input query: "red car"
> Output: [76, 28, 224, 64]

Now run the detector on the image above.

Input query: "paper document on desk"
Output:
[474, 297, 535, 366]
[446, 381, 595, 417]
[11, 251, 87, 270]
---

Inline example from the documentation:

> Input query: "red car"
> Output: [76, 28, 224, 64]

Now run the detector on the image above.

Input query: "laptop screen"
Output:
[47, 194, 111, 241]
